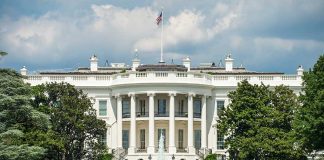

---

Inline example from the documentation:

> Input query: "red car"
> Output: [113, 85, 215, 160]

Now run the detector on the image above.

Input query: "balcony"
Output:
[155, 112, 169, 117]
[175, 112, 188, 117]
[122, 112, 130, 118]
[136, 112, 149, 117]
[194, 112, 201, 118]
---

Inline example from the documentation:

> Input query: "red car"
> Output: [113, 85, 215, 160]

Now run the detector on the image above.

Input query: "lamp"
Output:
[148, 154, 152, 160]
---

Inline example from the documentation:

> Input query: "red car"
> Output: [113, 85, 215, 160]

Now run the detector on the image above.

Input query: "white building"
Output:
[22, 54, 303, 160]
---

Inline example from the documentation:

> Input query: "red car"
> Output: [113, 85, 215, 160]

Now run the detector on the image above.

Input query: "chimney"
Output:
[297, 65, 304, 76]
[182, 56, 191, 71]
[20, 66, 27, 76]
[225, 54, 234, 71]
[90, 55, 98, 72]
[132, 49, 141, 71]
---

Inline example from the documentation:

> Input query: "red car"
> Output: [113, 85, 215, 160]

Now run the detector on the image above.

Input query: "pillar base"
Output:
[188, 146, 195, 154]
[169, 146, 176, 154]
[128, 147, 135, 154]
[147, 146, 155, 154]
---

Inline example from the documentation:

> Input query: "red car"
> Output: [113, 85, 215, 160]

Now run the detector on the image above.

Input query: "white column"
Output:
[147, 92, 155, 153]
[128, 93, 136, 153]
[201, 95, 207, 149]
[187, 92, 195, 153]
[169, 92, 176, 153]
[116, 95, 123, 148]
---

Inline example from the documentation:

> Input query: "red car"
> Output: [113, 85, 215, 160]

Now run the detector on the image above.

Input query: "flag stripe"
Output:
[156, 12, 162, 25]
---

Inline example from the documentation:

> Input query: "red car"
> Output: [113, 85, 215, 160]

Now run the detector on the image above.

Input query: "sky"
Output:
[0, 0, 323, 74]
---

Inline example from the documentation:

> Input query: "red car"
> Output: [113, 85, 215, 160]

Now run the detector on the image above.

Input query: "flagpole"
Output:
[160, 9, 164, 63]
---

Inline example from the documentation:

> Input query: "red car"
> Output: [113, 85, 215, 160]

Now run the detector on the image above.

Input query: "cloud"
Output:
[0, 0, 323, 73]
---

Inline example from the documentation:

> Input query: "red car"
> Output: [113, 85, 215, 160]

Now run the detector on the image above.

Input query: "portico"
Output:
[115, 92, 208, 155]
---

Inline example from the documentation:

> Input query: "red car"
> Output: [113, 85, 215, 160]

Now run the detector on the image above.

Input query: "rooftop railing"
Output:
[25, 72, 302, 87]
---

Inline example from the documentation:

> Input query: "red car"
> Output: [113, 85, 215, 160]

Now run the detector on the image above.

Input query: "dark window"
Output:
[158, 99, 167, 114]
[122, 100, 130, 118]
[122, 130, 129, 149]
[194, 99, 201, 118]
[217, 101, 225, 116]
[99, 100, 107, 116]
[194, 130, 201, 149]
[140, 129, 145, 149]
[178, 129, 184, 149]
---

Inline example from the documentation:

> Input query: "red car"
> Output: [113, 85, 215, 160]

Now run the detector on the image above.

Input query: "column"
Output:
[128, 93, 136, 154]
[147, 92, 155, 153]
[169, 92, 176, 153]
[201, 95, 207, 149]
[187, 92, 195, 153]
[116, 95, 123, 148]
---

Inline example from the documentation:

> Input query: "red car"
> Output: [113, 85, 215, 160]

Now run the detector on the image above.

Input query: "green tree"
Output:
[32, 82, 107, 160]
[0, 51, 8, 57]
[295, 55, 324, 153]
[0, 69, 47, 160]
[217, 80, 306, 160]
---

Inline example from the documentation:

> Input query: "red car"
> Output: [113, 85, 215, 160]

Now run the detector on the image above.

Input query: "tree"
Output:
[217, 80, 306, 160]
[32, 82, 107, 160]
[0, 69, 47, 160]
[0, 51, 8, 57]
[294, 55, 324, 153]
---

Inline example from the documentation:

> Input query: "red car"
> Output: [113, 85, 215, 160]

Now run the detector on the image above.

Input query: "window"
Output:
[122, 100, 130, 118]
[99, 100, 107, 116]
[194, 99, 201, 118]
[100, 129, 107, 146]
[194, 130, 201, 149]
[179, 99, 184, 113]
[178, 129, 184, 149]
[140, 129, 145, 149]
[122, 130, 129, 149]
[158, 99, 167, 114]
[217, 130, 224, 150]
[158, 128, 166, 148]
[217, 101, 225, 116]
[140, 100, 145, 114]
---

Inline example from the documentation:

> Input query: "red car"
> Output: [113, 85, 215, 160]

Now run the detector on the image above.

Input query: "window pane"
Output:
[217, 100, 225, 116]
[178, 129, 183, 149]
[194, 130, 201, 149]
[140, 129, 145, 149]
[158, 99, 166, 113]
[99, 100, 107, 116]
[122, 100, 130, 114]
[217, 129, 224, 150]
[101, 129, 107, 146]
[122, 130, 129, 149]
[194, 99, 201, 113]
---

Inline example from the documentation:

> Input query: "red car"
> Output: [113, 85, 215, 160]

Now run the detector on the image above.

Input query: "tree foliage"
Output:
[217, 80, 306, 160]
[0, 69, 47, 160]
[32, 82, 107, 160]
[295, 55, 324, 153]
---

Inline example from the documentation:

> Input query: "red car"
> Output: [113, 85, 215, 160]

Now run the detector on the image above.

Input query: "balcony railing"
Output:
[136, 112, 149, 117]
[122, 112, 130, 118]
[155, 112, 169, 117]
[136, 147, 147, 153]
[176, 147, 188, 153]
[175, 112, 188, 117]
[194, 112, 201, 118]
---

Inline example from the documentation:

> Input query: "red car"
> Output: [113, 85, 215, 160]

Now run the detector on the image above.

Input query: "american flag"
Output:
[156, 12, 162, 25]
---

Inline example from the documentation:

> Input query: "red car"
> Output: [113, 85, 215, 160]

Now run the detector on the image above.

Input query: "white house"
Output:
[22, 54, 303, 160]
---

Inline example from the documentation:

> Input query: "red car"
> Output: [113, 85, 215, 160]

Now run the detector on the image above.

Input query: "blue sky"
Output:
[0, 0, 323, 74]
